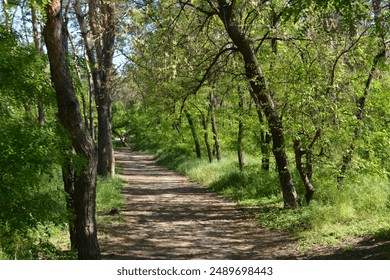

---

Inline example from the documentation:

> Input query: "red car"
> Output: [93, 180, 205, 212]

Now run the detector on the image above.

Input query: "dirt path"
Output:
[98, 148, 390, 260]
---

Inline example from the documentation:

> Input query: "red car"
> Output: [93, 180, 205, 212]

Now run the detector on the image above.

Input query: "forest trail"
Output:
[98, 148, 300, 259]
[98, 148, 390, 259]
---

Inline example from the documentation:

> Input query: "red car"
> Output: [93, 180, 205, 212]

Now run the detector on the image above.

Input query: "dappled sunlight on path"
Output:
[98, 148, 299, 259]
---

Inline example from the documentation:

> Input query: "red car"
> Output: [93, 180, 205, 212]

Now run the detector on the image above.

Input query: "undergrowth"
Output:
[0, 173, 126, 259]
[156, 149, 390, 247]
[96, 175, 127, 226]
[96, 176, 126, 212]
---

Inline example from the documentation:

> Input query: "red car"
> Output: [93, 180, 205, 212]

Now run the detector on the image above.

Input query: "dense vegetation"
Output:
[1, 0, 389, 259]
[0, 12, 124, 259]
[115, 0, 390, 246]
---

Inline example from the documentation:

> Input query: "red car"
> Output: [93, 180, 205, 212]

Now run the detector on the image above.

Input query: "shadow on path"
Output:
[99, 148, 390, 259]
[99, 149, 299, 259]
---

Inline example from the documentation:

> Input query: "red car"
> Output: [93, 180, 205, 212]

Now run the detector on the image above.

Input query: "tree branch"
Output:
[327, 27, 370, 92]
[179, 45, 236, 113]
[178, 0, 218, 17]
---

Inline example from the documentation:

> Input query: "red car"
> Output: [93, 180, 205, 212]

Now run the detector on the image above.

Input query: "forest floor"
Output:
[98, 148, 390, 259]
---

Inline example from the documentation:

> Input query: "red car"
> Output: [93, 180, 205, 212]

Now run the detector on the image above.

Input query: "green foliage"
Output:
[96, 176, 126, 212]
[0, 24, 71, 259]
[0, 116, 70, 258]
[260, 170, 390, 245]
[211, 167, 281, 203]
[0, 27, 53, 110]
[95, 176, 127, 227]
[116, 0, 390, 247]
[156, 150, 282, 206]
[0, 223, 76, 260]
[155, 147, 191, 169]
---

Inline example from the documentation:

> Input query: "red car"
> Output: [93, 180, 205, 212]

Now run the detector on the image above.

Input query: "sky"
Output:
[0, 1, 128, 72]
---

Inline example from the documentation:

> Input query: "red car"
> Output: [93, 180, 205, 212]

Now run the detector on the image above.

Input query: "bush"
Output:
[0, 117, 69, 259]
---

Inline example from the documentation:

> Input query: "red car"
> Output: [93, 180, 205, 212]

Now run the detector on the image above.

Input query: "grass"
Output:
[96, 175, 127, 226]
[156, 149, 390, 248]
[96, 175, 127, 212]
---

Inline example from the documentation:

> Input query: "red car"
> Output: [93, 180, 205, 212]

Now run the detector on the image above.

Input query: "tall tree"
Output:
[210, 88, 222, 161]
[43, 0, 100, 259]
[237, 87, 245, 171]
[74, 0, 116, 176]
[210, 0, 297, 207]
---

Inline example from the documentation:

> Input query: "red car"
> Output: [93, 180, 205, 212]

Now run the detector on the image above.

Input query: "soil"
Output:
[98, 148, 390, 260]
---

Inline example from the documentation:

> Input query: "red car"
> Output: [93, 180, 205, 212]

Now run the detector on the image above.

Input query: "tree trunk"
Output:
[293, 140, 315, 203]
[238, 89, 245, 171]
[201, 113, 213, 163]
[216, 0, 297, 208]
[210, 91, 222, 161]
[256, 107, 271, 171]
[43, 0, 100, 259]
[62, 158, 76, 250]
[75, 0, 116, 177]
[96, 89, 115, 176]
[261, 132, 271, 171]
[185, 109, 202, 159]
[31, 6, 45, 126]
[113, 129, 129, 147]
[68, 33, 89, 128]
[85, 51, 95, 140]
[338, 49, 385, 182]
[93, 0, 116, 177]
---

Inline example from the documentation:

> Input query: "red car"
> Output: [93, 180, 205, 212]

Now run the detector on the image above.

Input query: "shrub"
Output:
[0, 117, 69, 259]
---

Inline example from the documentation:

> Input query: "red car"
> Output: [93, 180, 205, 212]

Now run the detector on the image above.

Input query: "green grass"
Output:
[96, 175, 127, 227]
[156, 149, 390, 247]
[96, 175, 127, 212]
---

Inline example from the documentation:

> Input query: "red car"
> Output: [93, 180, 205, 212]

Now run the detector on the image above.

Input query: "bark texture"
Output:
[185, 109, 202, 159]
[75, 0, 116, 177]
[293, 140, 315, 203]
[43, 0, 100, 259]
